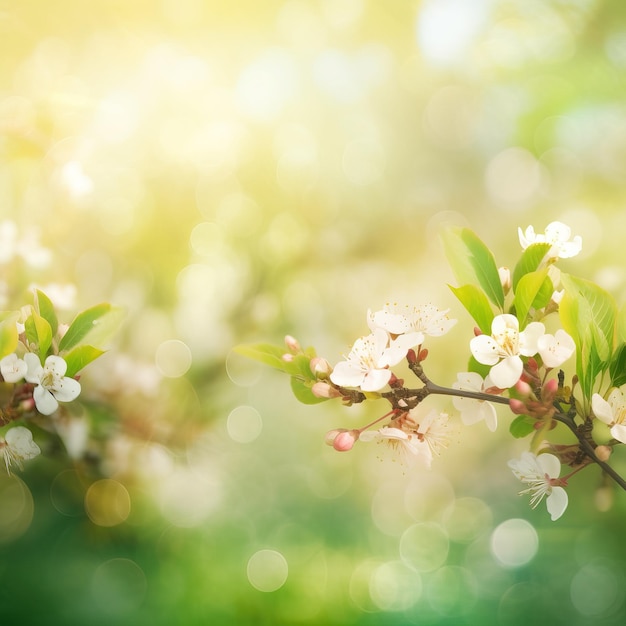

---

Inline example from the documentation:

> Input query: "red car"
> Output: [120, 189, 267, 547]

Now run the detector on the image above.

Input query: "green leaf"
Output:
[609, 343, 626, 388]
[59, 303, 124, 352]
[290, 377, 328, 404]
[448, 284, 494, 334]
[512, 269, 553, 328]
[441, 227, 504, 309]
[233, 343, 290, 372]
[63, 345, 106, 378]
[0, 312, 19, 359]
[24, 311, 53, 360]
[35, 290, 58, 337]
[511, 243, 552, 290]
[509, 415, 536, 438]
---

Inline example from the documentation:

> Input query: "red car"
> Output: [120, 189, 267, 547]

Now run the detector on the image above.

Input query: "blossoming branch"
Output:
[237, 221, 626, 521]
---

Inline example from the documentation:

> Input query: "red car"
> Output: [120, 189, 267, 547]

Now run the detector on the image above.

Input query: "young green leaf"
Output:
[511, 243, 552, 290]
[290, 376, 328, 404]
[63, 345, 106, 378]
[59, 303, 124, 352]
[0, 312, 19, 359]
[509, 414, 536, 438]
[441, 227, 504, 309]
[24, 310, 53, 360]
[512, 269, 553, 328]
[448, 284, 494, 334]
[233, 343, 291, 372]
[609, 343, 626, 388]
[35, 290, 58, 337]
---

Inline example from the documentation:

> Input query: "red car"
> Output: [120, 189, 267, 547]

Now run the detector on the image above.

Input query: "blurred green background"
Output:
[2, 0, 626, 624]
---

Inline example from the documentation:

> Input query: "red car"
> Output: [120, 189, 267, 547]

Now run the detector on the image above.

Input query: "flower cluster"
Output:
[241, 220, 626, 522]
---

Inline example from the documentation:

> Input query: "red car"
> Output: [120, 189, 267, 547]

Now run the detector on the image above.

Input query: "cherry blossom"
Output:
[470, 314, 545, 389]
[518, 221, 582, 259]
[591, 389, 626, 444]
[0, 426, 41, 473]
[24, 353, 81, 415]
[508, 451, 568, 520]
[537, 329, 575, 368]
[0, 353, 27, 383]
[452, 372, 498, 431]
[359, 426, 433, 465]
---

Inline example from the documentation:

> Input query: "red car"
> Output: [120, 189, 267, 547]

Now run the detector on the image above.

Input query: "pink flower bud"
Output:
[312, 382, 342, 398]
[498, 266, 511, 294]
[284, 335, 301, 353]
[310, 357, 332, 378]
[595, 445, 612, 462]
[541, 378, 558, 402]
[332, 429, 359, 452]
[325, 428, 346, 446]
[509, 398, 527, 414]
[473, 327, 482, 336]
[515, 380, 532, 397]
[282, 353, 294, 362]
[418, 348, 428, 362]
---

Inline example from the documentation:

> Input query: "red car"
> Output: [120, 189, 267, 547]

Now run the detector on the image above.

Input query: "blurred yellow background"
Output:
[2, 0, 626, 624]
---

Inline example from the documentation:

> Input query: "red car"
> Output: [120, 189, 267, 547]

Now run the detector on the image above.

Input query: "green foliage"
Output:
[58, 303, 124, 352]
[63, 345, 106, 378]
[512, 269, 553, 328]
[511, 243, 552, 290]
[609, 343, 626, 388]
[234, 342, 329, 404]
[510, 414, 536, 438]
[34, 289, 58, 337]
[560, 274, 617, 401]
[441, 227, 504, 310]
[24, 309, 53, 361]
[448, 284, 494, 334]
[0, 311, 20, 359]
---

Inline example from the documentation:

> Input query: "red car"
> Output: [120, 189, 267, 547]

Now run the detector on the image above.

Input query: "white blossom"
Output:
[24, 353, 81, 415]
[518, 221, 582, 259]
[470, 314, 544, 389]
[508, 451, 568, 521]
[592, 389, 626, 444]
[0, 426, 41, 473]
[0, 353, 27, 383]
[452, 372, 498, 431]
[537, 329, 575, 368]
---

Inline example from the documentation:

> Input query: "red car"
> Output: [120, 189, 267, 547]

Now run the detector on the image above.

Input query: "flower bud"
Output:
[284, 335, 301, 353]
[282, 353, 294, 362]
[498, 266, 511, 294]
[418, 348, 428, 362]
[325, 428, 346, 446]
[509, 398, 527, 414]
[515, 380, 532, 397]
[541, 378, 558, 403]
[332, 429, 359, 452]
[312, 382, 342, 399]
[310, 357, 332, 378]
[595, 445, 612, 462]
[473, 327, 482, 337]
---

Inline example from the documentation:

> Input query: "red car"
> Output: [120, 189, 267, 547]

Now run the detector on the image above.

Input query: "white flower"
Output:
[359, 426, 433, 466]
[0, 426, 41, 473]
[452, 372, 498, 431]
[537, 329, 575, 368]
[518, 221, 582, 259]
[508, 451, 568, 521]
[470, 314, 545, 389]
[24, 353, 81, 415]
[414, 409, 450, 460]
[0, 353, 27, 383]
[330, 328, 395, 392]
[367, 302, 456, 344]
[591, 389, 626, 444]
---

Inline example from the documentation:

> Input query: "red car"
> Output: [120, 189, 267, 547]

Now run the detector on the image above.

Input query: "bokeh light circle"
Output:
[85, 479, 131, 527]
[443, 496, 493, 543]
[91, 558, 147, 615]
[426, 565, 477, 616]
[227, 405, 263, 443]
[570, 561, 625, 617]
[155, 339, 192, 378]
[399, 522, 450, 572]
[490, 519, 538, 568]
[247, 549, 289, 592]
[369, 560, 422, 611]
[0, 473, 34, 543]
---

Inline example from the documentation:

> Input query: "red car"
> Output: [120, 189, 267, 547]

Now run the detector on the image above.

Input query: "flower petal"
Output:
[546, 486, 568, 521]
[470, 336, 500, 366]
[33, 386, 59, 415]
[23, 353, 43, 384]
[361, 368, 391, 392]
[519, 322, 545, 356]
[489, 355, 523, 389]
[53, 377, 81, 402]
[44, 355, 68, 377]
[535, 452, 561, 479]
[610, 423, 626, 445]
[330, 361, 366, 388]
[591, 393, 614, 425]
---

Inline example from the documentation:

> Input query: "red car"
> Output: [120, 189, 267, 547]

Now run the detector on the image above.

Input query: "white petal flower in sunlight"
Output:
[592, 389, 626, 444]
[24, 353, 81, 416]
[452, 372, 498, 431]
[518, 221, 582, 259]
[470, 314, 545, 389]
[367, 302, 456, 343]
[359, 426, 432, 466]
[330, 328, 392, 392]
[537, 329, 575, 368]
[0, 426, 41, 473]
[508, 451, 568, 521]
[0, 353, 27, 383]
[414, 409, 451, 459]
